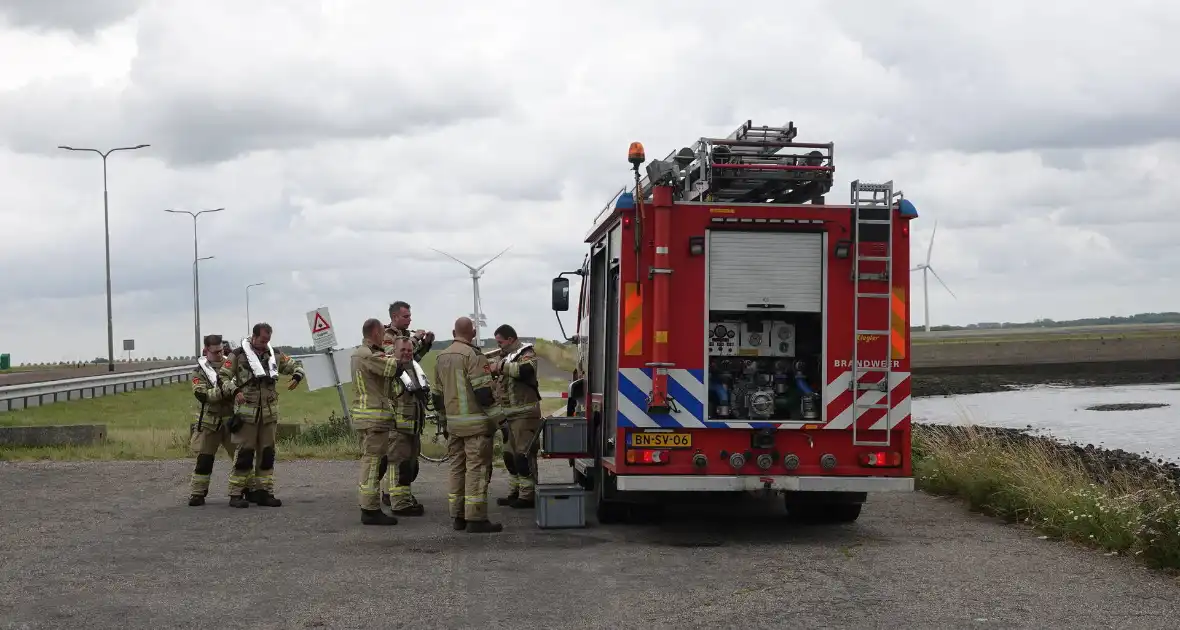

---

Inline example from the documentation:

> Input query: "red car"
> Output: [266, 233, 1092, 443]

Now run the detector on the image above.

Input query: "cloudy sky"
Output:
[1, 0, 1177, 364]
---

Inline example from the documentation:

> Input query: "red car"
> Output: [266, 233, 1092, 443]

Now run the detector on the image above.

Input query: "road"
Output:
[1, 460, 1176, 629]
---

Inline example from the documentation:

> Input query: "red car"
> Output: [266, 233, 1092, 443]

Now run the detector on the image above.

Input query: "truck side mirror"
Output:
[552, 277, 570, 312]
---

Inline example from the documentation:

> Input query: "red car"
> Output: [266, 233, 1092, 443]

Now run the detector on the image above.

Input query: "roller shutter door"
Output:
[708, 231, 823, 312]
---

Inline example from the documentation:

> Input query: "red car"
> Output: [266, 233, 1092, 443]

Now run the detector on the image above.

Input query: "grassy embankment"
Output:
[0, 341, 577, 462]
[914, 424, 1180, 571]
[911, 326, 1180, 347]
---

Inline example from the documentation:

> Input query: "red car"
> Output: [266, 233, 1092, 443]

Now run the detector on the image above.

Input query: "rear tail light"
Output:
[859, 451, 902, 467]
[626, 449, 669, 465]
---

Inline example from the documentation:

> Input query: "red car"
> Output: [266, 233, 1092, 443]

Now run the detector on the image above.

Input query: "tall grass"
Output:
[914, 423, 1180, 570]
[1, 389, 567, 462]
[533, 339, 578, 373]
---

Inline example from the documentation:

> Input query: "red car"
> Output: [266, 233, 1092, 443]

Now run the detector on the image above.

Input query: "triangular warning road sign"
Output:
[312, 312, 331, 333]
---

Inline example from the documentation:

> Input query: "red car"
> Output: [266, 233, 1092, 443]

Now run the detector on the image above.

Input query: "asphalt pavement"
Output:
[1, 459, 1178, 629]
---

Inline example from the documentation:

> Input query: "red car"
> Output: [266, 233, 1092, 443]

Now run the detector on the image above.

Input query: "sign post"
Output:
[122, 339, 135, 362]
[305, 307, 349, 422]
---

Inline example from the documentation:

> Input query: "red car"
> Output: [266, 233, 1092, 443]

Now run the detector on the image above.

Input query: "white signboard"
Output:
[306, 306, 337, 351]
[300, 348, 356, 392]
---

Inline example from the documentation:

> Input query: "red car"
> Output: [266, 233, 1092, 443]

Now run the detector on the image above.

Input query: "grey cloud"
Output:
[828, 1, 1180, 155]
[0, 28, 514, 168]
[120, 80, 510, 167]
[0, 0, 141, 34]
[919, 98, 1180, 156]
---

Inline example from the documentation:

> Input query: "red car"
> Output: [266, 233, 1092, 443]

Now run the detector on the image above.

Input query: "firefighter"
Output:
[385, 336, 430, 516]
[383, 300, 435, 360]
[221, 322, 305, 508]
[433, 316, 504, 533]
[490, 324, 543, 508]
[187, 333, 238, 506]
[350, 318, 403, 526]
[379, 299, 435, 505]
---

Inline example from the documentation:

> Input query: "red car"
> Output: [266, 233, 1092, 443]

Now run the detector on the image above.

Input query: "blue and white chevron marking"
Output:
[617, 368, 798, 430]
[618, 368, 707, 428]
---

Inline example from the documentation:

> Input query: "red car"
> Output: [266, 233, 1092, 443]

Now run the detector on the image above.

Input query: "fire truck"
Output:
[547, 120, 918, 524]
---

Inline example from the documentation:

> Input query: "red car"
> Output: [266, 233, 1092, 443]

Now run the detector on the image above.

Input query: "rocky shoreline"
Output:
[916, 423, 1180, 489]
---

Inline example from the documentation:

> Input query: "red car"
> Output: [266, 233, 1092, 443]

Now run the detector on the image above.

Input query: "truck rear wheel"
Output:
[783, 491, 865, 524]
[785, 501, 862, 523]
[595, 498, 629, 524]
[592, 467, 629, 524]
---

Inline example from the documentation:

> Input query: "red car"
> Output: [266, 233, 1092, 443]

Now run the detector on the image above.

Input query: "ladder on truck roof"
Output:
[850, 180, 897, 447]
[630, 120, 835, 204]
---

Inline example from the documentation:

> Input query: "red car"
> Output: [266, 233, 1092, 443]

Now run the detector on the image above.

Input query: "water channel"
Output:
[913, 382, 1180, 462]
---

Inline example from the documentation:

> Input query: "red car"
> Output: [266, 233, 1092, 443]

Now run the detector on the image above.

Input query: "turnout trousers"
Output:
[501, 409, 542, 501]
[447, 434, 493, 521]
[189, 421, 235, 497]
[388, 431, 422, 511]
[357, 426, 396, 510]
[229, 409, 278, 496]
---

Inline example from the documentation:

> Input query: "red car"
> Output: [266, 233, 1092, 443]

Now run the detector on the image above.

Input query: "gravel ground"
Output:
[2, 459, 1178, 629]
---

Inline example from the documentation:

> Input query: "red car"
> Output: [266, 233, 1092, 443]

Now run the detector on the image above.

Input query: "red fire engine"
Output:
[547, 120, 918, 524]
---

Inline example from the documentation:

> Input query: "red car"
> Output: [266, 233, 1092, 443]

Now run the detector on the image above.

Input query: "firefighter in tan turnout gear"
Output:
[220, 322, 305, 508]
[378, 300, 434, 505]
[350, 318, 404, 526]
[385, 336, 430, 516]
[433, 316, 505, 533]
[187, 334, 237, 506]
[490, 324, 543, 509]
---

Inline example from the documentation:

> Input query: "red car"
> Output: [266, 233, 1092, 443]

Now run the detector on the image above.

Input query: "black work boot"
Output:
[188, 495, 205, 507]
[452, 517, 467, 531]
[466, 519, 504, 534]
[392, 503, 425, 517]
[508, 496, 535, 509]
[250, 489, 283, 507]
[361, 509, 398, 526]
[496, 491, 519, 507]
[228, 494, 250, 508]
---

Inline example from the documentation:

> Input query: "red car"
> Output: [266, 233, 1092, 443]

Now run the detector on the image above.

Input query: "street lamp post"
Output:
[165, 208, 224, 357]
[57, 143, 150, 372]
[194, 255, 214, 355]
[246, 282, 265, 336]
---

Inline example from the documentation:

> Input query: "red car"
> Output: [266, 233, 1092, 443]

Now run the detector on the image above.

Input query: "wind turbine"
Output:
[911, 220, 956, 332]
[431, 246, 512, 347]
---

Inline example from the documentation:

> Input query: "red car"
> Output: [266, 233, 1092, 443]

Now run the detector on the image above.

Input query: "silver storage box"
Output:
[541, 416, 589, 455]
[535, 483, 586, 529]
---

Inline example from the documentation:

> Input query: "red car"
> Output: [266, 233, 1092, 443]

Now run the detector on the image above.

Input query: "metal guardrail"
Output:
[0, 354, 565, 413]
[0, 364, 196, 413]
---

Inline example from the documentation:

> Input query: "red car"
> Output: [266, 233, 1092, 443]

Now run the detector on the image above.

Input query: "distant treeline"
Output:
[914, 312, 1180, 332]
